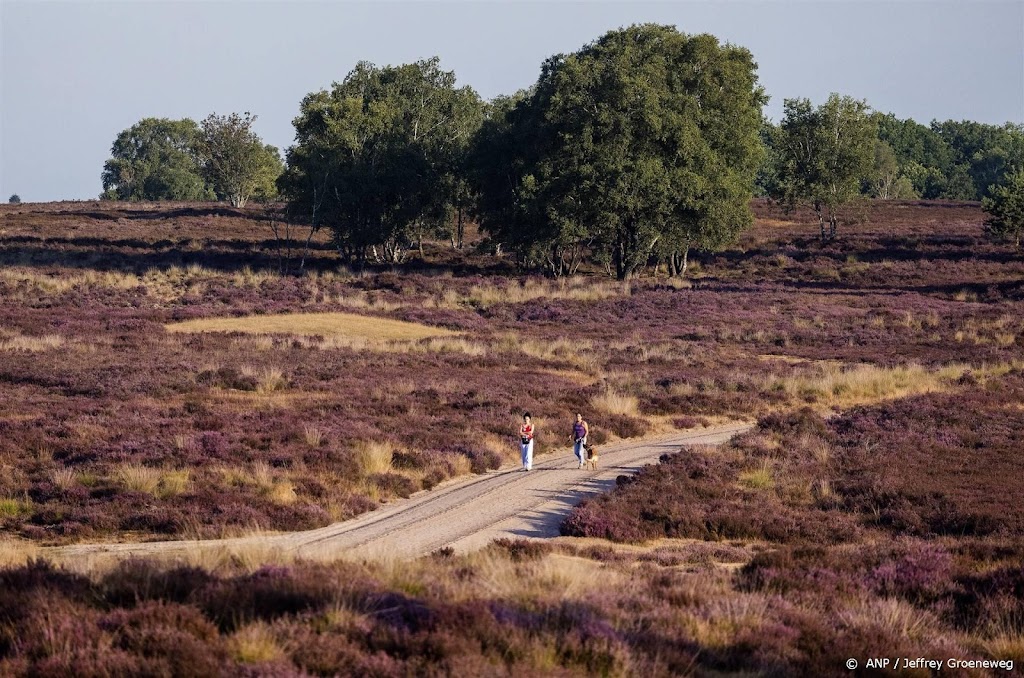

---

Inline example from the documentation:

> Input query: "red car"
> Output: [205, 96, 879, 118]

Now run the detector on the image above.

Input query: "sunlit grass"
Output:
[165, 311, 455, 341]
[764, 360, 1024, 409]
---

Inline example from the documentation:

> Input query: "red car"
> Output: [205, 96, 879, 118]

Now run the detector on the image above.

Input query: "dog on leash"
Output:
[584, 443, 599, 470]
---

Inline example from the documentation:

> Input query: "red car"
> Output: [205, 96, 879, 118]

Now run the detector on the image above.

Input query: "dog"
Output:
[584, 443, 599, 470]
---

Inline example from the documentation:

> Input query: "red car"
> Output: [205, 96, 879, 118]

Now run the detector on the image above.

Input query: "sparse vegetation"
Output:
[0, 198, 1022, 545]
[0, 191, 1022, 676]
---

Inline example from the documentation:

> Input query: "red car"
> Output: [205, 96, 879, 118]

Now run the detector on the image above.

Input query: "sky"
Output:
[1, 1, 1022, 202]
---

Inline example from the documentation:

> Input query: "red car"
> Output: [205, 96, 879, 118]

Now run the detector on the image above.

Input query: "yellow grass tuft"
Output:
[354, 441, 394, 476]
[0, 328, 65, 352]
[591, 388, 640, 416]
[230, 622, 286, 664]
[256, 367, 287, 393]
[158, 470, 192, 497]
[764, 361, 1023, 409]
[51, 467, 78, 490]
[0, 537, 40, 567]
[0, 497, 32, 519]
[164, 311, 454, 341]
[302, 424, 324, 448]
[114, 464, 191, 498]
[431, 278, 629, 309]
[268, 479, 298, 505]
[739, 460, 775, 490]
[115, 464, 162, 495]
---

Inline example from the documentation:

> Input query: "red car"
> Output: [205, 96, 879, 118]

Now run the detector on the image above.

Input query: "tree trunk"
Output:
[829, 212, 838, 239]
[816, 203, 827, 241]
[456, 206, 464, 249]
[299, 225, 319, 271]
[668, 246, 690, 277]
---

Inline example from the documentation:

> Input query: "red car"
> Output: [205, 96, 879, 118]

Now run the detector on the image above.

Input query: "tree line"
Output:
[101, 113, 283, 207]
[100, 24, 1024, 272]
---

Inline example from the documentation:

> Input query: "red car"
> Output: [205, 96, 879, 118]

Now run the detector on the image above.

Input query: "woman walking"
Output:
[571, 413, 589, 469]
[519, 413, 535, 471]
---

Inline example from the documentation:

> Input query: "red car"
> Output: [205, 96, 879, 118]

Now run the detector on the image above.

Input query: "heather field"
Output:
[1, 199, 1023, 675]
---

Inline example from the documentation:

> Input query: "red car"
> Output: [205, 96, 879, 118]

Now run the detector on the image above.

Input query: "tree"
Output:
[468, 91, 576, 274]
[870, 139, 917, 199]
[471, 25, 766, 279]
[8, 194, 20, 204]
[280, 58, 484, 266]
[874, 112, 954, 198]
[774, 94, 876, 240]
[983, 170, 1024, 248]
[933, 120, 1024, 200]
[199, 112, 283, 208]
[101, 118, 212, 201]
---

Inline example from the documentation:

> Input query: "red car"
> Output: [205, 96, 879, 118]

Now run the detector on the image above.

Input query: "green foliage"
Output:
[199, 112, 283, 207]
[471, 24, 765, 279]
[774, 94, 876, 239]
[7, 194, 20, 204]
[870, 140, 917, 199]
[982, 170, 1024, 247]
[101, 118, 213, 201]
[280, 58, 484, 265]
[874, 113, 1024, 200]
[933, 120, 1024, 200]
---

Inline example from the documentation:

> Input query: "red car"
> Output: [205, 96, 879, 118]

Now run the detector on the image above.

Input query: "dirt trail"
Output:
[48, 423, 750, 566]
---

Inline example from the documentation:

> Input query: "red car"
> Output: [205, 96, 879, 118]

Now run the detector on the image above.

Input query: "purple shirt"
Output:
[573, 422, 586, 439]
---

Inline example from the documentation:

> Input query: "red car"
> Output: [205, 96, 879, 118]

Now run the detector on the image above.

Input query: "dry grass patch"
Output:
[230, 622, 286, 664]
[0, 328, 65, 352]
[510, 335, 602, 373]
[0, 269, 140, 298]
[0, 537, 40, 567]
[764, 360, 1023, 409]
[114, 464, 191, 498]
[165, 312, 454, 342]
[0, 497, 32, 519]
[50, 468, 78, 490]
[114, 464, 162, 495]
[739, 460, 775, 491]
[302, 424, 325, 448]
[591, 388, 640, 417]
[433, 278, 630, 309]
[354, 440, 395, 476]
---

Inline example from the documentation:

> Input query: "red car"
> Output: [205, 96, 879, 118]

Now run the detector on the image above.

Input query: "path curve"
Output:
[48, 423, 750, 565]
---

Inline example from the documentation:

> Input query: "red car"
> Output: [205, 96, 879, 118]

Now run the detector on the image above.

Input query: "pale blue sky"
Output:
[2, 1, 1022, 202]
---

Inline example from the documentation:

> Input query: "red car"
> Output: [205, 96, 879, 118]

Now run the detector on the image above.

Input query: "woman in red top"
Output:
[519, 413, 535, 471]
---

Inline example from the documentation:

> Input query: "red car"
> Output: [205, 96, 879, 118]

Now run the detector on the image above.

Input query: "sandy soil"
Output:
[47, 423, 750, 567]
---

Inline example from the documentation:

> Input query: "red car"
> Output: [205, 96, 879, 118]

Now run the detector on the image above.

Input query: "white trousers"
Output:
[520, 439, 534, 470]
[574, 439, 587, 465]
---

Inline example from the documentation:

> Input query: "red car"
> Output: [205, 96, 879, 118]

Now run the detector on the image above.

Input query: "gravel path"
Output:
[48, 423, 750, 565]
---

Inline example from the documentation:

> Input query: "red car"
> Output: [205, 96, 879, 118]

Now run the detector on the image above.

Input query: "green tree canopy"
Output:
[933, 120, 1024, 200]
[279, 58, 484, 265]
[983, 170, 1024, 248]
[8, 194, 20, 204]
[101, 118, 212, 201]
[200, 112, 283, 207]
[471, 24, 766, 279]
[774, 94, 876, 239]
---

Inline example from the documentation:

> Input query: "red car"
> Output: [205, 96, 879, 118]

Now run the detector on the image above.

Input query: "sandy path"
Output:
[48, 423, 750, 566]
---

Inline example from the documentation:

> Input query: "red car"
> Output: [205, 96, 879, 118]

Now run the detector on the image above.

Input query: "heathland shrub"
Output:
[566, 373, 1024, 546]
[601, 413, 647, 439]
[562, 445, 856, 544]
[2, 198, 1023, 546]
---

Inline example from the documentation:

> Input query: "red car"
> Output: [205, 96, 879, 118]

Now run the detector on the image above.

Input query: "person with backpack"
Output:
[519, 413, 535, 471]
[571, 413, 589, 469]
